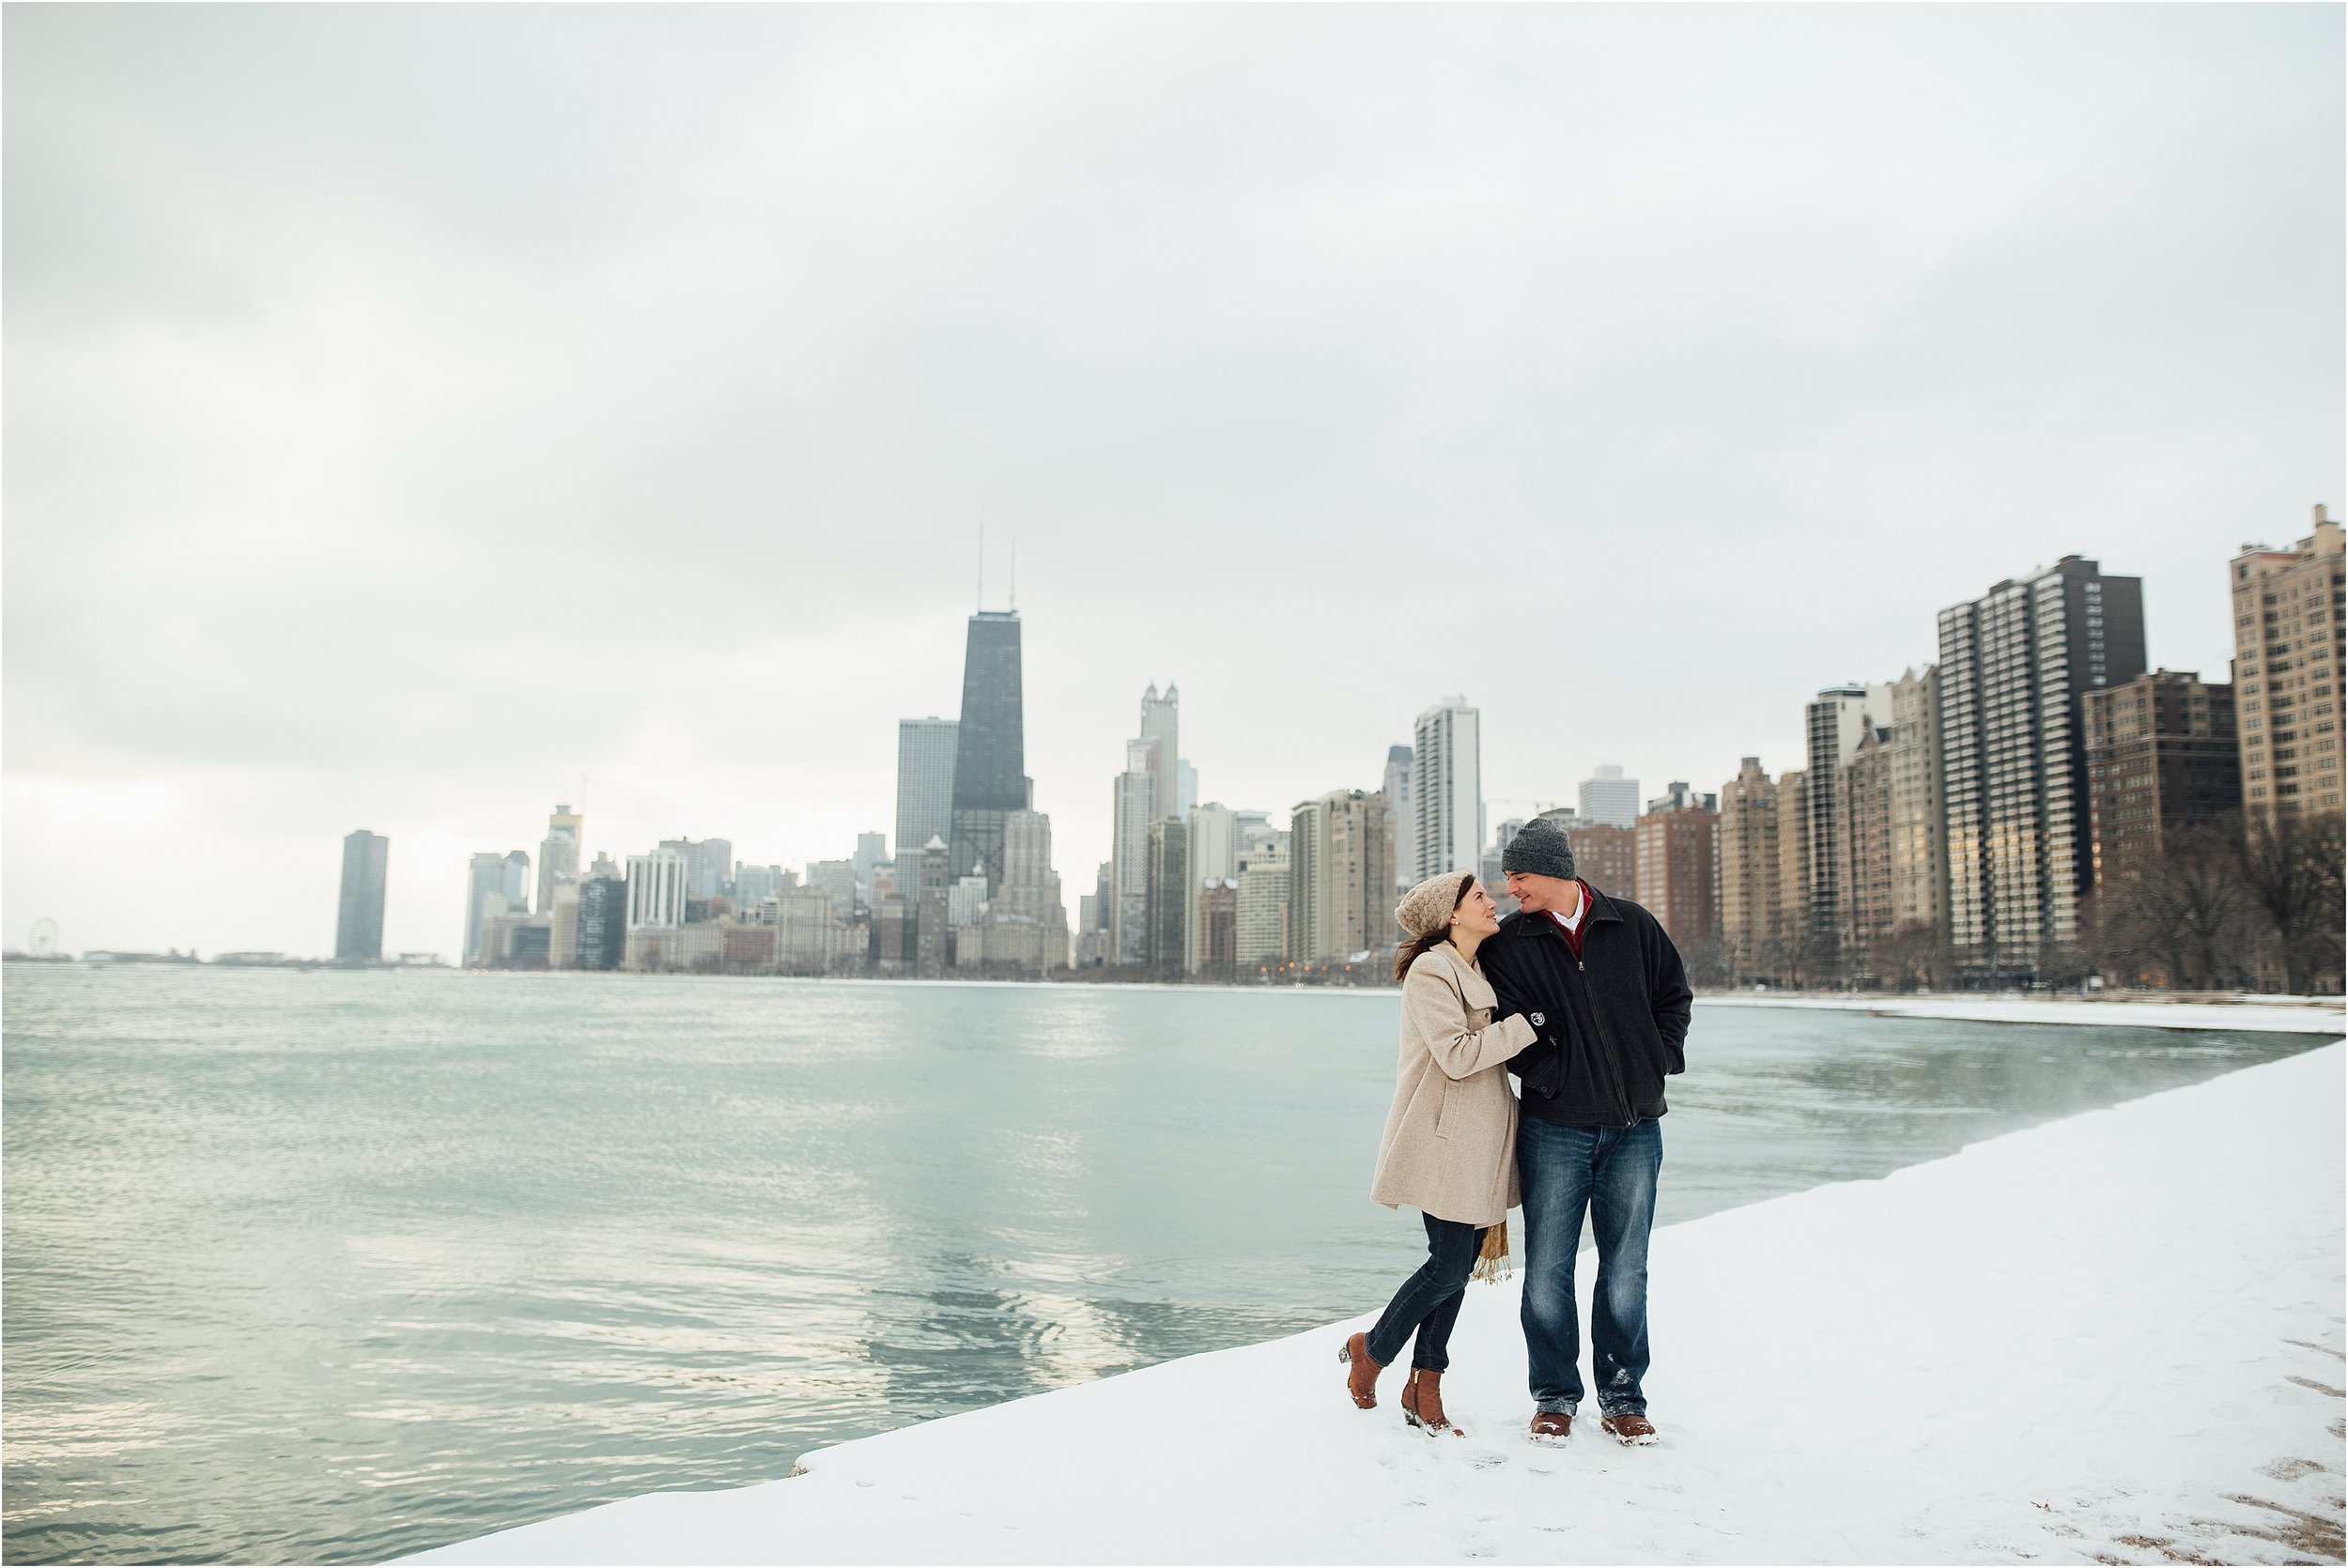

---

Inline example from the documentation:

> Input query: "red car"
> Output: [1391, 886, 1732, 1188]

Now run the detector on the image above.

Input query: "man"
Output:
[1477, 814, 1691, 1446]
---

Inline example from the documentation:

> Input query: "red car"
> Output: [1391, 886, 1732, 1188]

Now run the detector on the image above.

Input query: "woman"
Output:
[1341, 872, 1537, 1437]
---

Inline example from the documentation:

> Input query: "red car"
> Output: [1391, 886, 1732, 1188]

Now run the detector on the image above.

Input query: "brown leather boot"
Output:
[1528, 1409, 1573, 1444]
[1600, 1412, 1658, 1446]
[1400, 1369, 1463, 1437]
[1338, 1332, 1384, 1408]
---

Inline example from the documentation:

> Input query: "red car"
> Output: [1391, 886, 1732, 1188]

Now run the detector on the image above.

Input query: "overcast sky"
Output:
[6, 4, 2341, 959]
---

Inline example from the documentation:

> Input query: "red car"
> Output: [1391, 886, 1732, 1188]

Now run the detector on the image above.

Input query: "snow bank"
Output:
[408, 1044, 2345, 1567]
[1700, 992, 2347, 1035]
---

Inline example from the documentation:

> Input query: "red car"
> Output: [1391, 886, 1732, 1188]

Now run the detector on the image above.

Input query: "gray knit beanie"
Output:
[1395, 871, 1477, 940]
[1500, 816, 1577, 881]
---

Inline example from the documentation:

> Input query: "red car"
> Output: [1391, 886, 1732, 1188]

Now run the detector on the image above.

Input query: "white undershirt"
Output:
[1547, 887, 1587, 936]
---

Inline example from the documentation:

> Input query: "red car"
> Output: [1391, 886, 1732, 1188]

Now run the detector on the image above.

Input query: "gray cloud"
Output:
[6, 4, 2340, 956]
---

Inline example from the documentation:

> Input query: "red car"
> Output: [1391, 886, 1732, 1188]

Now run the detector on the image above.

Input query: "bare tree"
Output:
[2237, 812, 2346, 994]
[2094, 823, 2258, 991]
[1681, 933, 1732, 990]
[1869, 921, 1952, 992]
[1770, 915, 1833, 991]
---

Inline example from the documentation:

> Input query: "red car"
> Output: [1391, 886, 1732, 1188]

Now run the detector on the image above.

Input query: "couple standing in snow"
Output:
[1341, 815, 1694, 1447]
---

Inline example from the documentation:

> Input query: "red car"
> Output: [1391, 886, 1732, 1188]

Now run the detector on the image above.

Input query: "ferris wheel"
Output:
[29, 918, 60, 958]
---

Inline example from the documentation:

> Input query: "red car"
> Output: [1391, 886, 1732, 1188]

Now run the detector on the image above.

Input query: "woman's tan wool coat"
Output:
[1370, 942, 1537, 1228]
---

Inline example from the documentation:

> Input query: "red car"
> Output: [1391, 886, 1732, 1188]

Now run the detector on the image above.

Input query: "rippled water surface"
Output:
[2, 964, 2324, 1564]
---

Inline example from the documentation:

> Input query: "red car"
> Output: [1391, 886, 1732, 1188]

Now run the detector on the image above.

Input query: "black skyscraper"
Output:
[335, 829, 389, 962]
[949, 609, 1029, 892]
[575, 874, 627, 971]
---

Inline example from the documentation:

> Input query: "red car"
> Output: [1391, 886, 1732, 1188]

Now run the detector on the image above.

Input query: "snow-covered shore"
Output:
[1700, 992, 2347, 1035]
[409, 1043, 2345, 1567]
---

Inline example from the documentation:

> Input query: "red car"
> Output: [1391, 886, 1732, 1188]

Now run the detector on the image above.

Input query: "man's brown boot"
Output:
[1338, 1332, 1384, 1409]
[1400, 1369, 1463, 1437]
[1600, 1412, 1658, 1446]
[1528, 1409, 1573, 1444]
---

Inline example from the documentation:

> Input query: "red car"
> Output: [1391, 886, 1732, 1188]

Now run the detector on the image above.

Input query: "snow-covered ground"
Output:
[1701, 992, 2348, 1035]
[409, 1044, 2346, 1567]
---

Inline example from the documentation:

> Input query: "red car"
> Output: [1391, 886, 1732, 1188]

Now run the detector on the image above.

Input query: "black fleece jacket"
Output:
[1478, 885, 1693, 1127]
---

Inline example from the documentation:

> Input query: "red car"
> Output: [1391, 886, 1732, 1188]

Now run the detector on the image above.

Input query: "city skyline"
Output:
[6, 7, 2340, 957]
[11, 515, 2336, 961]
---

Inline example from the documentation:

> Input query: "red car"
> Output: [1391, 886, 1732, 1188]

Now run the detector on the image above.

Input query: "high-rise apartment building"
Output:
[779, 885, 838, 976]
[808, 859, 857, 914]
[1383, 746, 1415, 895]
[1196, 882, 1238, 977]
[335, 829, 389, 963]
[1578, 765, 1639, 831]
[1802, 683, 1892, 952]
[853, 832, 888, 901]
[1234, 811, 1287, 862]
[1887, 668, 1949, 938]
[1139, 684, 1181, 824]
[536, 805, 581, 914]
[896, 717, 960, 871]
[1766, 765, 1803, 948]
[874, 893, 916, 975]
[1290, 789, 1395, 963]
[1146, 818, 1189, 979]
[1566, 822, 1637, 901]
[1634, 790, 1718, 950]
[1072, 860, 1111, 967]
[574, 873, 626, 971]
[949, 610, 1030, 895]
[1286, 797, 1323, 963]
[547, 880, 580, 972]
[1109, 739, 1155, 966]
[734, 864, 786, 908]
[1187, 803, 1238, 886]
[1774, 769, 1809, 968]
[1938, 555, 2147, 976]
[2230, 508, 2345, 825]
[1185, 802, 1238, 975]
[463, 849, 531, 967]
[915, 836, 950, 977]
[948, 868, 989, 929]
[982, 807, 1068, 972]
[1234, 846, 1290, 968]
[658, 838, 731, 904]
[1716, 761, 1780, 982]
[626, 850, 687, 930]
[1411, 698, 1480, 883]
[2084, 670, 2241, 886]
[1835, 728, 1896, 959]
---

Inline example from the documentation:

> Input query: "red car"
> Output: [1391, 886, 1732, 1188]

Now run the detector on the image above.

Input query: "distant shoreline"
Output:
[11, 957, 2342, 1034]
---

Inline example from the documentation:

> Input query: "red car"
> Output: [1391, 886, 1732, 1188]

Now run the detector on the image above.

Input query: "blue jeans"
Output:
[1518, 1115, 1662, 1416]
[1365, 1213, 1486, 1372]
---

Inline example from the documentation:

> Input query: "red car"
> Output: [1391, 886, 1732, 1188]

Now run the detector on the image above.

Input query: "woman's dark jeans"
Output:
[1365, 1213, 1487, 1372]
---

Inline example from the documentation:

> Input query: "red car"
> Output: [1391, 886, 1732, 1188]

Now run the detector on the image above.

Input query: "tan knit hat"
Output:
[1395, 871, 1478, 940]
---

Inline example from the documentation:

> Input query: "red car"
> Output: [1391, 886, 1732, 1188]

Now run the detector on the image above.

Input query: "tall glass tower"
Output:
[335, 829, 389, 963]
[949, 609, 1029, 892]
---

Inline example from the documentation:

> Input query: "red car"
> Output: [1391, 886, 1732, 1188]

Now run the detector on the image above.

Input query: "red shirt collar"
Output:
[1543, 881, 1593, 930]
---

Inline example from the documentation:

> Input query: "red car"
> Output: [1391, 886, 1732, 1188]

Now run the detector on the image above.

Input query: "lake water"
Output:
[1, 964, 2324, 1565]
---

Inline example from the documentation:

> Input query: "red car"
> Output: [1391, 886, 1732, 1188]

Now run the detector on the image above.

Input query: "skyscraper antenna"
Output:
[977, 525, 984, 610]
[1009, 531, 1016, 609]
